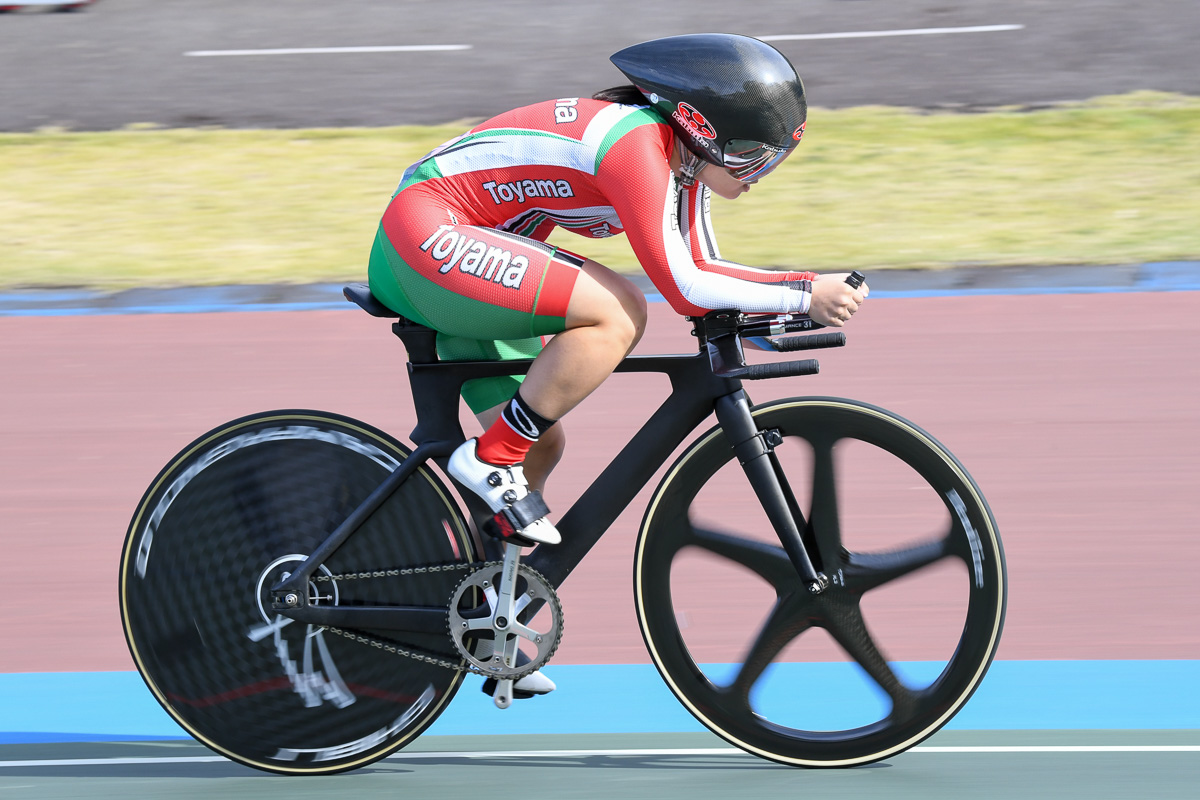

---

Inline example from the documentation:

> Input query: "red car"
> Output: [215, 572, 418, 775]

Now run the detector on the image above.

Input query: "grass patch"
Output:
[1, 92, 1198, 290]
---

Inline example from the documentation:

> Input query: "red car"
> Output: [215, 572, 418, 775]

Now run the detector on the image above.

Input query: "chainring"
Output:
[447, 562, 563, 680]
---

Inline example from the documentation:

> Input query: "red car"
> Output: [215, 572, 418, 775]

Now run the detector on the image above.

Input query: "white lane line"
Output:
[915, 745, 1200, 753]
[185, 45, 471, 57]
[395, 745, 1200, 757]
[0, 756, 227, 767]
[183, 25, 1023, 57]
[759, 24, 1024, 42]
[3, 744, 1200, 767]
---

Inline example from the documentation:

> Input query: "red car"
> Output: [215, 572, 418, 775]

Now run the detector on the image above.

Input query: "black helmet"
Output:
[610, 33, 807, 182]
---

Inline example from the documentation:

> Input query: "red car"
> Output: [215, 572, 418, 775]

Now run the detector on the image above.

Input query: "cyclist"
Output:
[367, 35, 868, 693]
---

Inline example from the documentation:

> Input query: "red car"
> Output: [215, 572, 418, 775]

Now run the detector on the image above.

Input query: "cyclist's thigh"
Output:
[370, 194, 584, 341]
[564, 259, 648, 332]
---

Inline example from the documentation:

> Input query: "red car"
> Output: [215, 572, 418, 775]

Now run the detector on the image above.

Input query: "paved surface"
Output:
[1, 0, 1197, 131]
[2, 732, 1200, 800]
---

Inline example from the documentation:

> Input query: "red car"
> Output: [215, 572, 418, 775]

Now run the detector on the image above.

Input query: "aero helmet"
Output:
[610, 33, 807, 182]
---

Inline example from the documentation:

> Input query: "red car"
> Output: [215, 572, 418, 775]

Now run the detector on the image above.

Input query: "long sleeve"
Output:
[595, 127, 814, 316]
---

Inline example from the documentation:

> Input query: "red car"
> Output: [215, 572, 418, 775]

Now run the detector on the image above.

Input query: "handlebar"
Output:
[696, 270, 865, 380]
[768, 331, 846, 352]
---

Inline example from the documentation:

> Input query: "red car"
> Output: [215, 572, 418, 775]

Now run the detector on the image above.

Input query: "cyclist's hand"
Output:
[809, 273, 868, 327]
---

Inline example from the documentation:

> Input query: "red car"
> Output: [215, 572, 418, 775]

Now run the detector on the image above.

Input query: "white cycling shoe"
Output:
[513, 671, 557, 696]
[482, 670, 557, 700]
[447, 439, 561, 546]
[472, 616, 557, 700]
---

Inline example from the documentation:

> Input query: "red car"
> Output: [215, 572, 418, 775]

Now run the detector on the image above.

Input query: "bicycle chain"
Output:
[312, 560, 489, 583]
[310, 560, 497, 676]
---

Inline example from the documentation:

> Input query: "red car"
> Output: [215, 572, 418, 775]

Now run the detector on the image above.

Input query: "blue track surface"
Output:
[2, 661, 1197, 744]
[2, 262, 1198, 316]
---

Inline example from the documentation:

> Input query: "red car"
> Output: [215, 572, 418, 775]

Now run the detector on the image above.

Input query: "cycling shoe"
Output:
[447, 439, 560, 546]
[482, 671, 557, 700]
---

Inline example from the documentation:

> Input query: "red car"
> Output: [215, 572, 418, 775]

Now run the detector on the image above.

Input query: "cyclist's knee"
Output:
[608, 293, 646, 351]
[569, 260, 647, 347]
[622, 284, 649, 347]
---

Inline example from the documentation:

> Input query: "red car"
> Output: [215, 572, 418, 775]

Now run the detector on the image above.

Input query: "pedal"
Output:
[482, 674, 546, 701]
[481, 491, 552, 545]
[482, 512, 540, 547]
[492, 678, 515, 709]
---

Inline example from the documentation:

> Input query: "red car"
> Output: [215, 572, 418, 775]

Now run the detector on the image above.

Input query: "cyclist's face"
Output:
[697, 164, 754, 200]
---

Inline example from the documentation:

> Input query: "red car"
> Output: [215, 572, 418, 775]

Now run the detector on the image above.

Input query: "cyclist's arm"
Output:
[679, 182, 817, 288]
[597, 129, 813, 316]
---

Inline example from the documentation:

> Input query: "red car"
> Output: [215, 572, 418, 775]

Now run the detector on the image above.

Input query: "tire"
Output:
[634, 398, 1006, 767]
[119, 411, 477, 774]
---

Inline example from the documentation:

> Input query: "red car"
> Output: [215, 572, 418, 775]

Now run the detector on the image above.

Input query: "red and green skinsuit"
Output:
[369, 97, 814, 411]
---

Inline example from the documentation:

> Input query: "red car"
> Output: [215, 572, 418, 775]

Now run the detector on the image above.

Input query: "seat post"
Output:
[391, 320, 439, 364]
[343, 283, 460, 444]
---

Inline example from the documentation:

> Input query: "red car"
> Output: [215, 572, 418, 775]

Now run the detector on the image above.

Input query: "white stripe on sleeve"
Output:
[660, 183, 811, 314]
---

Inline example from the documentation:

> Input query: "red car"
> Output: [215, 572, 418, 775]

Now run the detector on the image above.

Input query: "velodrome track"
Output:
[3, 0, 1200, 795]
[2, 287, 1199, 797]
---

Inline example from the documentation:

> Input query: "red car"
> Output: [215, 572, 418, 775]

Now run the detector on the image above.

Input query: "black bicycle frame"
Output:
[271, 312, 828, 631]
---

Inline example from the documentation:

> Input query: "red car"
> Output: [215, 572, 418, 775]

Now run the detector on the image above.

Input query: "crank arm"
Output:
[492, 678, 515, 709]
[492, 543, 523, 667]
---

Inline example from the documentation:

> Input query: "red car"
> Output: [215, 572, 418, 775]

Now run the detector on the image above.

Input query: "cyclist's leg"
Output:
[369, 201, 645, 540]
[473, 402, 565, 494]
[370, 199, 647, 422]
[458, 258, 645, 543]
[467, 258, 645, 489]
[519, 259, 648, 420]
[430, 333, 566, 493]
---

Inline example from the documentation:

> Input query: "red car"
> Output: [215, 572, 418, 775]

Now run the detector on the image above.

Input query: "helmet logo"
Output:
[674, 102, 717, 141]
[792, 121, 806, 141]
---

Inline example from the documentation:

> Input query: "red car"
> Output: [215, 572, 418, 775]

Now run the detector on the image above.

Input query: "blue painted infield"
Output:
[1, 262, 1198, 316]
[2, 661, 1197, 744]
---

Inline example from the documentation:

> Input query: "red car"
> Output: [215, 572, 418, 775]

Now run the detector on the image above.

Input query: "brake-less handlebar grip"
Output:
[772, 332, 846, 352]
[846, 270, 866, 289]
[742, 359, 820, 380]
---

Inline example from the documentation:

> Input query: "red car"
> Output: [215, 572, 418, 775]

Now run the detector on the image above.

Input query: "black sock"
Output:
[502, 390, 557, 442]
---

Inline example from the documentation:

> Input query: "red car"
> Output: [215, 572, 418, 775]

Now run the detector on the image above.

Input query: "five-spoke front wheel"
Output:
[634, 398, 1005, 767]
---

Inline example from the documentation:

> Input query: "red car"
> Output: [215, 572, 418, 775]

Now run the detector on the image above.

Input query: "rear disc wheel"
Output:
[119, 410, 477, 774]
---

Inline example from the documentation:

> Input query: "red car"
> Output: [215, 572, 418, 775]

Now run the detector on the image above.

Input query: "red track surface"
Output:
[2, 292, 1198, 673]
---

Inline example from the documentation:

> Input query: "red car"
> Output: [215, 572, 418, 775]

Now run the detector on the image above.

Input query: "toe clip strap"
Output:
[485, 491, 551, 542]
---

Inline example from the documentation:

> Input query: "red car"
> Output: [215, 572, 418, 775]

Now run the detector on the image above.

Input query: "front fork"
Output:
[714, 391, 830, 594]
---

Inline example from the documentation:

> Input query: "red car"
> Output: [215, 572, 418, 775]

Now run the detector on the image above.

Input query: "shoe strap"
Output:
[506, 490, 550, 528]
[483, 491, 552, 544]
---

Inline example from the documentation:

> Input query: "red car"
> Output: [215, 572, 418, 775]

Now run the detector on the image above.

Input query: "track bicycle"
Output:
[119, 272, 1006, 774]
